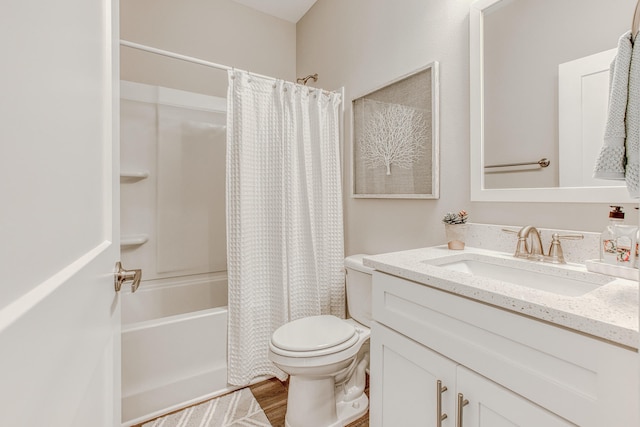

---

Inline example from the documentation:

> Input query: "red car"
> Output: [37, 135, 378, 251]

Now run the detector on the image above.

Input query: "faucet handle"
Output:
[547, 233, 584, 264]
[554, 233, 584, 240]
[502, 228, 529, 258]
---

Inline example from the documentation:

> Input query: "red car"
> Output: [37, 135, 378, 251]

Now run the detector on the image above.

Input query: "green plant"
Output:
[442, 210, 468, 225]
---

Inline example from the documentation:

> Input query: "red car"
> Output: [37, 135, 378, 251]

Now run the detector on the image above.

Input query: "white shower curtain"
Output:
[226, 70, 345, 385]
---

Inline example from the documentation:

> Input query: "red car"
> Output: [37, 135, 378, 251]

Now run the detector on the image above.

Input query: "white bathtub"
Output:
[121, 273, 236, 426]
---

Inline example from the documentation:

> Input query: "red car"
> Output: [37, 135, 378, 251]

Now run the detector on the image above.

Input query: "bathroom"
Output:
[1, 0, 639, 426]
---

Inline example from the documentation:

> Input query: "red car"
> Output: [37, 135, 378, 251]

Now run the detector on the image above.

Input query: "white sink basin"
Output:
[424, 254, 614, 297]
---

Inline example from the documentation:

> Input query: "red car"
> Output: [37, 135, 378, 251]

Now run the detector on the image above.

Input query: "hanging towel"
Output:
[593, 31, 640, 197]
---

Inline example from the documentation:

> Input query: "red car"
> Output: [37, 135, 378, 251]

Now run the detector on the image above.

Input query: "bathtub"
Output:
[121, 272, 236, 426]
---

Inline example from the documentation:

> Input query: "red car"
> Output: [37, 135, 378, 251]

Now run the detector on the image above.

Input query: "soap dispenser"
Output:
[601, 206, 624, 264]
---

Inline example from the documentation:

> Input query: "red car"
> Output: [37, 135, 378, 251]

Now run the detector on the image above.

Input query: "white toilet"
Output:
[268, 254, 373, 427]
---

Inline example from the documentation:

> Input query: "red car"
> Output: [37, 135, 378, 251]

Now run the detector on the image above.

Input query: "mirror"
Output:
[470, 0, 637, 202]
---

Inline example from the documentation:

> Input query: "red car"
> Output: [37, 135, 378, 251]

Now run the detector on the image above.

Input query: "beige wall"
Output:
[120, 0, 296, 97]
[297, 0, 638, 256]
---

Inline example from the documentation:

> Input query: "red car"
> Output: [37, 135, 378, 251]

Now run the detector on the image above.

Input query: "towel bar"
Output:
[484, 158, 550, 169]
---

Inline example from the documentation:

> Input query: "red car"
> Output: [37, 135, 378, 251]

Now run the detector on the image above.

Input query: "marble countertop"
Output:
[364, 246, 639, 350]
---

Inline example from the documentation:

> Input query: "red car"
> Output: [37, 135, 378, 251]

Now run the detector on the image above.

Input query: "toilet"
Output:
[268, 254, 373, 427]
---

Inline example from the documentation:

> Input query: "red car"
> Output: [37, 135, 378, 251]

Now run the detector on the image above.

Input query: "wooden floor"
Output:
[250, 377, 369, 427]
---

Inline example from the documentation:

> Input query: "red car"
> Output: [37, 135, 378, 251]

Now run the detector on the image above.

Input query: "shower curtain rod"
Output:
[120, 40, 330, 92]
[120, 40, 276, 81]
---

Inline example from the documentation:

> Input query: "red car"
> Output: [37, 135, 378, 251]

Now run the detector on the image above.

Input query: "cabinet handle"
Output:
[456, 393, 469, 427]
[436, 380, 448, 427]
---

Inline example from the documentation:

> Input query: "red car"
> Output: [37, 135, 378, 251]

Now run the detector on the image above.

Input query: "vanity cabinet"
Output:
[372, 323, 572, 427]
[369, 272, 638, 427]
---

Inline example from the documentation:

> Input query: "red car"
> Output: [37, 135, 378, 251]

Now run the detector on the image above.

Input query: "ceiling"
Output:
[231, 0, 318, 23]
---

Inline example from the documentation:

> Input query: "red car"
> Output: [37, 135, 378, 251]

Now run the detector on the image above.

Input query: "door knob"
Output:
[115, 262, 142, 293]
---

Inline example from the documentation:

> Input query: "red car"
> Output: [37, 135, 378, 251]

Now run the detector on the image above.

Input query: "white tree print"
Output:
[359, 100, 428, 175]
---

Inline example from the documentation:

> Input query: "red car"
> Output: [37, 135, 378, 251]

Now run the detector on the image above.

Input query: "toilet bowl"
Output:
[268, 255, 373, 427]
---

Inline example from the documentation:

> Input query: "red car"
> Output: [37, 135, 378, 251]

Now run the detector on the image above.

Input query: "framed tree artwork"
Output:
[352, 62, 439, 198]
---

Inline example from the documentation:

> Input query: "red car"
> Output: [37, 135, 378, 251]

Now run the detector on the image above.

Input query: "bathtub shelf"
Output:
[121, 234, 149, 248]
[120, 170, 149, 183]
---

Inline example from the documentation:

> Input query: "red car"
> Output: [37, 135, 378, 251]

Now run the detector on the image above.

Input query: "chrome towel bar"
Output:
[484, 157, 550, 169]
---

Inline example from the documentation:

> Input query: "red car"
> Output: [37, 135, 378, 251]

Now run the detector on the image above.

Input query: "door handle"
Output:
[114, 262, 142, 293]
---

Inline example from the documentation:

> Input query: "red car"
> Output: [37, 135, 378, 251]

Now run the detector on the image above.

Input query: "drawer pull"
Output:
[456, 393, 469, 427]
[437, 380, 448, 426]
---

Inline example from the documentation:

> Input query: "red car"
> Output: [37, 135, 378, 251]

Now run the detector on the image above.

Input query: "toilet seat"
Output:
[270, 315, 358, 358]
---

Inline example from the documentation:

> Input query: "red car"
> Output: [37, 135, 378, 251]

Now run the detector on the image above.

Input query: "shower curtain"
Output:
[226, 69, 344, 385]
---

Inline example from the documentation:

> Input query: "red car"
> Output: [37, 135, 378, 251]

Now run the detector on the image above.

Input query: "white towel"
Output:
[628, 33, 640, 197]
[593, 31, 640, 197]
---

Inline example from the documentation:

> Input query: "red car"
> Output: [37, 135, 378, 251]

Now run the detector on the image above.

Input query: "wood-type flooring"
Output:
[249, 377, 369, 427]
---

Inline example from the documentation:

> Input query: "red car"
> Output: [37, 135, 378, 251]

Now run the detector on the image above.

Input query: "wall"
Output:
[120, 0, 296, 97]
[297, 0, 639, 256]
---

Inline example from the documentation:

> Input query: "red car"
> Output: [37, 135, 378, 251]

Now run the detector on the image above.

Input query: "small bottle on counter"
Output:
[613, 224, 637, 266]
[633, 228, 640, 268]
[635, 207, 639, 269]
[600, 206, 624, 264]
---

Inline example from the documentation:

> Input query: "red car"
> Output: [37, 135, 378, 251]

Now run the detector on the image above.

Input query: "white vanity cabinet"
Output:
[369, 272, 638, 427]
[371, 322, 573, 427]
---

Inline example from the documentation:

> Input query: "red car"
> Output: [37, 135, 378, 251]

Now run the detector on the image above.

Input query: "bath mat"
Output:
[142, 388, 271, 427]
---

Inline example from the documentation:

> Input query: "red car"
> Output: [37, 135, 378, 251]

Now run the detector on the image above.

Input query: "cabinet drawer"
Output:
[372, 272, 638, 427]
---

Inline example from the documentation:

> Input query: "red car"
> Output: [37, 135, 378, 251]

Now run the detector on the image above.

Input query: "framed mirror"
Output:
[352, 62, 439, 199]
[470, 0, 637, 203]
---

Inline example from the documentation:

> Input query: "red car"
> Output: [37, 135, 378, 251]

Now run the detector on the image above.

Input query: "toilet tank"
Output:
[345, 254, 374, 327]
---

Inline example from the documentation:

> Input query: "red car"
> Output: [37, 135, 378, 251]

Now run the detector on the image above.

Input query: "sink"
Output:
[424, 254, 614, 297]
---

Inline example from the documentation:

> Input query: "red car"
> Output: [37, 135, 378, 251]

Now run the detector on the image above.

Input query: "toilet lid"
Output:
[271, 315, 356, 352]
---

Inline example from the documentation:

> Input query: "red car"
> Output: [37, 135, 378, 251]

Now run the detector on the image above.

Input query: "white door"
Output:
[370, 322, 457, 427]
[558, 48, 618, 188]
[0, 1, 121, 426]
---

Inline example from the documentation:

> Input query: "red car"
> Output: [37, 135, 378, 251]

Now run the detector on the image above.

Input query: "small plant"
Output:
[442, 210, 468, 225]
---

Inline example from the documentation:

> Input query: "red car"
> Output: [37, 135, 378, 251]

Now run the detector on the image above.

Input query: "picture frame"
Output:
[352, 62, 439, 199]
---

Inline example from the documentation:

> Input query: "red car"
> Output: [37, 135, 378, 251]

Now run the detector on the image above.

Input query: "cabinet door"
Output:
[457, 367, 575, 427]
[370, 322, 457, 427]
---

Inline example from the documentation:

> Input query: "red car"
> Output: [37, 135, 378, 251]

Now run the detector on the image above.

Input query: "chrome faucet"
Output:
[504, 226, 584, 263]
